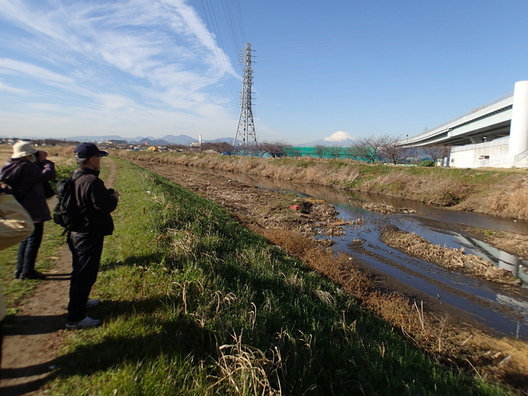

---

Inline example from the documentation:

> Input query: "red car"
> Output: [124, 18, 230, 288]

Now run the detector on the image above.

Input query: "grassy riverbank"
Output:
[120, 151, 528, 221]
[39, 158, 510, 395]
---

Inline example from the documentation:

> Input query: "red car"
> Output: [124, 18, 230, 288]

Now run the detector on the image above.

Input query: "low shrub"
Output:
[417, 159, 436, 167]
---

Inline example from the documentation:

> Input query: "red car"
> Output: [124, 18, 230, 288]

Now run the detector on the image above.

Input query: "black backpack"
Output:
[53, 177, 83, 230]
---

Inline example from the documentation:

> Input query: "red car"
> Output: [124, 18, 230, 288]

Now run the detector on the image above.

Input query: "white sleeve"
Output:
[0, 193, 35, 251]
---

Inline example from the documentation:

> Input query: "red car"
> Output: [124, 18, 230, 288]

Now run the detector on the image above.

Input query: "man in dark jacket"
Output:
[0, 141, 56, 280]
[66, 143, 119, 329]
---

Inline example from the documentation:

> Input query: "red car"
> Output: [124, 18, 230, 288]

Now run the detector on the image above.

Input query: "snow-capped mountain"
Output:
[322, 131, 355, 142]
[301, 131, 356, 146]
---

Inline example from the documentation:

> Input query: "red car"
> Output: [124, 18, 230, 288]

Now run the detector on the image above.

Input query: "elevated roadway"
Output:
[403, 81, 528, 168]
[404, 93, 513, 147]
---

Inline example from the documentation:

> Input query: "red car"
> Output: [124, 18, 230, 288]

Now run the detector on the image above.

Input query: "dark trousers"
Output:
[0, 321, 3, 369]
[16, 222, 44, 276]
[67, 232, 104, 322]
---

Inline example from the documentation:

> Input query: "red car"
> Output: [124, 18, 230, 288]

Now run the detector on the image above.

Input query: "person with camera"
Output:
[0, 141, 56, 280]
[66, 143, 119, 329]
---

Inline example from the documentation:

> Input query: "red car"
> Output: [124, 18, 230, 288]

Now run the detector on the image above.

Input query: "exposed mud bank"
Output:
[380, 225, 521, 286]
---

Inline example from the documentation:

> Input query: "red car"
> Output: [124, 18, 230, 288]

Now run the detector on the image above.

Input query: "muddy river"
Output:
[170, 166, 528, 339]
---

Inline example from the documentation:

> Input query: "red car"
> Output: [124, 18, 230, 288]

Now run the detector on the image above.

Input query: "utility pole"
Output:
[233, 43, 257, 151]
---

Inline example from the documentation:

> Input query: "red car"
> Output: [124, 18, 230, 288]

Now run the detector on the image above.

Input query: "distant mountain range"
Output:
[4, 131, 356, 147]
[67, 134, 233, 146]
[67, 131, 357, 147]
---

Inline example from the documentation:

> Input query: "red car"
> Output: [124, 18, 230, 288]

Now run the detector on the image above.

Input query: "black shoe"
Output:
[14, 271, 21, 279]
[21, 271, 46, 280]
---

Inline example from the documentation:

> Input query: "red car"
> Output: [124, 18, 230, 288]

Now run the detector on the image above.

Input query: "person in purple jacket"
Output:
[65, 143, 119, 329]
[0, 141, 56, 280]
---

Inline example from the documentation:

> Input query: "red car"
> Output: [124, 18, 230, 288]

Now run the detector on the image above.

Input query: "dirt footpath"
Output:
[0, 248, 70, 395]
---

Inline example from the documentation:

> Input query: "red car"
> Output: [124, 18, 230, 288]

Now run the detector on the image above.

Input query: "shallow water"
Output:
[184, 167, 528, 338]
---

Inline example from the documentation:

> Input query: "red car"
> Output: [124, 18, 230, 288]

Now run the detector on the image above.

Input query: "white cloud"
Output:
[0, 0, 242, 139]
[0, 58, 75, 86]
[0, 80, 28, 95]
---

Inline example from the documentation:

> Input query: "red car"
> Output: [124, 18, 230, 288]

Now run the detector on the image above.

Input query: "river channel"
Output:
[164, 165, 528, 339]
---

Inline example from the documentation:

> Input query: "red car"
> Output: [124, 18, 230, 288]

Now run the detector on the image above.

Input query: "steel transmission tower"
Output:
[233, 43, 257, 150]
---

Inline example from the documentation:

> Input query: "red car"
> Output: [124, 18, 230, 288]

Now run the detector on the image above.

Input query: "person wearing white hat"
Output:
[0, 141, 56, 280]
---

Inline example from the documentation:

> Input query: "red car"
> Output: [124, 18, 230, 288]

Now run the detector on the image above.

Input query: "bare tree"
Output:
[345, 137, 384, 163]
[283, 145, 301, 157]
[326, 146, 343, 159]
[233, 144, 259, 156]
[378, 135, 413, 165]
[201, 142, 234, 153]
[422, 145, 451, 164]
[314, 145, 327, 159]
[258, 141, 287, 157]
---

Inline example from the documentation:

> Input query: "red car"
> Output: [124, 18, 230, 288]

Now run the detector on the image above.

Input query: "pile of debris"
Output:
[350, 200, 417, 215]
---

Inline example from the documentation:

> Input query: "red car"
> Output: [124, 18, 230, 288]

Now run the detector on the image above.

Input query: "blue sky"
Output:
[0, 0, 527, 144]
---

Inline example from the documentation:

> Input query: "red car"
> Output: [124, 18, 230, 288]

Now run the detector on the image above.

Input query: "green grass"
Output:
[6, 158, 512, 395]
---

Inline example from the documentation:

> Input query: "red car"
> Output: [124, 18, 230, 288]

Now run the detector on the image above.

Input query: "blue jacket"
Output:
[0, 159, 56, 223]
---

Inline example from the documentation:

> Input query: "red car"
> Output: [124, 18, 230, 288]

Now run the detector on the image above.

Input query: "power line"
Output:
[199, 0, 242, 102]
[221, 0, 244, 54]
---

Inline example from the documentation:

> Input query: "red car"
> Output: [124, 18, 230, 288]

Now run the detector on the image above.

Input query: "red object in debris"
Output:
[290, 205, 300, 210]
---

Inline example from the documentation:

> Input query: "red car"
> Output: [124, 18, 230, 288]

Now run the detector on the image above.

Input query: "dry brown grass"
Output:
[212, 332, 281, 395]
[359, 171, 472, 206]
[489, 190, 528, 218]
[0, 144, 77, 168]
[463, 228, 528, 259]
[119, 152, 512, 213]
[44, 145, 78, 167]
[0, 148, 11, 165]
[119, 152, 364, 187]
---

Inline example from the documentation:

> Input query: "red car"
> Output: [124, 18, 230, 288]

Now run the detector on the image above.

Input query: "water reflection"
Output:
[388, 215, 528, 285]
[180, 166, 528, 338]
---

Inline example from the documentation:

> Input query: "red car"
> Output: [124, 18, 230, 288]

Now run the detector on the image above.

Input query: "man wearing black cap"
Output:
[66, 143, 119, 329]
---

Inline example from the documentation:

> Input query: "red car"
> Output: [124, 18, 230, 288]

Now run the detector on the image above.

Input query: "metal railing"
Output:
[514, 148, 528, 163]
[451, 138, 509, 152]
